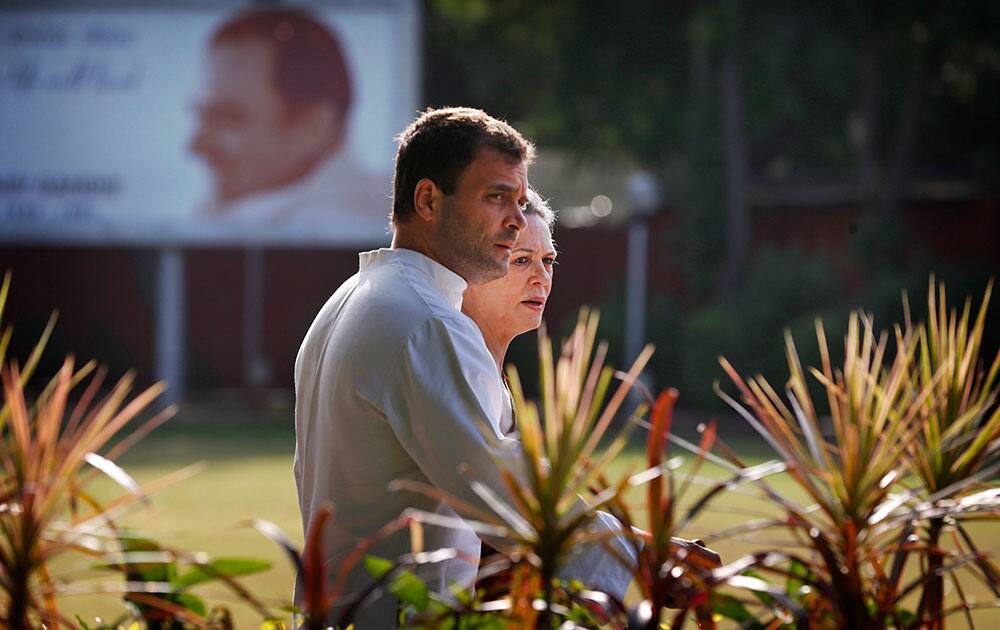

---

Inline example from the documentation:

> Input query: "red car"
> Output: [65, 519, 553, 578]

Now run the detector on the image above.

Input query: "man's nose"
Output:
[189, 120, 213, 158]
[505, 201, 527, 232]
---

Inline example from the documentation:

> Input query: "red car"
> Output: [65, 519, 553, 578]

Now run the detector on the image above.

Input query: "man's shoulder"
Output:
[364, 256, 475, 323]
[312, 261, 471, 348]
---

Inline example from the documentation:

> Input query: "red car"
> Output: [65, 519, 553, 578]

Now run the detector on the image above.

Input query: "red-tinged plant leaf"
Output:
[573, 342, 611, 442]
[2, 365, 32, 465]
[465, 478, 535, 539]
[402, 507, 510, 540]
[64, 365, 107, 447]
[577, 342, 654, 468]
[713, 380, 796, 466]
[646, 389, 678, 546]
[954, 522, 1000, 597]
[675, 420, 719, 514]
[98, 402, 176, 463]
[500, 467, 541, 518]
[894, 550, 985, 607]
[647, 389, 678, 470]
[390, 476, 505, 526]
[302, 503, 334, 626]
[328, 511, 416, 607]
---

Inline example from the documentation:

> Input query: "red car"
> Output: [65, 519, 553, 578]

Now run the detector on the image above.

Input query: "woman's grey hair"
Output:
[524, 188, 555, 232]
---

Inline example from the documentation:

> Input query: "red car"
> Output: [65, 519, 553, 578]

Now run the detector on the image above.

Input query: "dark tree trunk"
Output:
[879, 55, 925, 221]
[684, 23, 711, 159]
[854, 2, 882, 214]
[717, 45, 750, 294]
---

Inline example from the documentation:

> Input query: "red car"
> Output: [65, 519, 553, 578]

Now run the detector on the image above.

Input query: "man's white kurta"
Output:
[294, 248, 632, 628]
[294, 248, 520, 627]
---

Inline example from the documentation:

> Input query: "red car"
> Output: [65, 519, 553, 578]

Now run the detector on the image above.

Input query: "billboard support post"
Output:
[624, 219, 648, 367]
[155, 247, 185, 406]
[243, 246, 270, 389]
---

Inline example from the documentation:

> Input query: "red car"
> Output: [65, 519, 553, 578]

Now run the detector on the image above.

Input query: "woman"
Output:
[462, 188, 556, 437]
[464, 190, 638, 599]
[462, 188, 557, 375]
[461, 188, 720, 605]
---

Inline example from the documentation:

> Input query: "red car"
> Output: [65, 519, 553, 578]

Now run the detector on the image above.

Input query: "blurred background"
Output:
[2, 0, 997, 412]
[2, 0, 999, 625]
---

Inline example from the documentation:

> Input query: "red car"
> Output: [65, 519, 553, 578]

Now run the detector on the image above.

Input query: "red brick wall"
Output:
[1, 197, 995, 391]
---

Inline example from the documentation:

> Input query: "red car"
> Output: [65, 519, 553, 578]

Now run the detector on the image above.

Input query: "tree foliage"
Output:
[426, 0, 1000, 185]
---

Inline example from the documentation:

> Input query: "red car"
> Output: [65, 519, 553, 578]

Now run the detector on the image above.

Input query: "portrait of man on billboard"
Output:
[188, 8, 389, 235]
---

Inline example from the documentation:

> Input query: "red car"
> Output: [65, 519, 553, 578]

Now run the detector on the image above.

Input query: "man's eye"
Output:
[488, 193, 504, 202]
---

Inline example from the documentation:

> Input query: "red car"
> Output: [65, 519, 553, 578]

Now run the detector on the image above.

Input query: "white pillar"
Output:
[624, 219, 649, 367]
[155, 247, 185, 406]
[243, 246, 270, 388]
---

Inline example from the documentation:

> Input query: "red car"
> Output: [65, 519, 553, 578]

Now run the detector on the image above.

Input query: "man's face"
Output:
[189, 41, 326, 203]
[435, 148, 529, 284]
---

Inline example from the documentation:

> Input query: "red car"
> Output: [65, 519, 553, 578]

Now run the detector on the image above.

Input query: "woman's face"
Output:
[463, 214, 557, 339]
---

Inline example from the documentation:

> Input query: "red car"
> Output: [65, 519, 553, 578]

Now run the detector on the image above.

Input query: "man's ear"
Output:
[413, 178, 440, 222]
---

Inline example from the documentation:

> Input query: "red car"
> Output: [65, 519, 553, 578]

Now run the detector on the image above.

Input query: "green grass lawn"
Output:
[60, 401, 999, 628]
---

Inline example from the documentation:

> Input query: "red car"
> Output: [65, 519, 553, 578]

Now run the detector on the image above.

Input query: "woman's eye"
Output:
[513, 256, 529, 265]
[543, 258, 557, 267]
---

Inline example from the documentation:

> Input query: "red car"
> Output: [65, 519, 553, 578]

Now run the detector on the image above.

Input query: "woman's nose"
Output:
[532, 262, 551, 287]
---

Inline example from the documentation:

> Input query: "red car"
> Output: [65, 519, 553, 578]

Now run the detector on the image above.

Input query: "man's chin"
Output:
[466, 261, 508, 285]
[214, 185, 248, 205]
[210, 176, 262, 205]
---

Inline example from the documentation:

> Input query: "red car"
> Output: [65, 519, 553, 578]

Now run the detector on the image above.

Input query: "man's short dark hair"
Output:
[391, 107, 536, 226]
[211, 9, 352, 122]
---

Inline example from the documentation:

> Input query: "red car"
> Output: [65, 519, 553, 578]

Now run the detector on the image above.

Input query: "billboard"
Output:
[0, 1, 419, 245]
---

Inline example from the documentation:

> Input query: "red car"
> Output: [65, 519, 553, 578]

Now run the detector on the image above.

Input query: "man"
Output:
[189, 8, 387, 237]
[294, 107, 633, 627]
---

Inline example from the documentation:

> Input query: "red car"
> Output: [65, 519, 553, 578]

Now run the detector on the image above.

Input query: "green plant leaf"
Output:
[174, 592, 208, 617]
[710, 593, 764, 627]
[893, 606, 918, 626]
[363, 554, 394, 579]
[389, 569, 431, 612]
[172, 557, 272, 589]
[786, 558, 808, 600]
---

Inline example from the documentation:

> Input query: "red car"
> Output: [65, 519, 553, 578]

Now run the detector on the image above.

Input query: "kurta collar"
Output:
[359, 248, 468, 310]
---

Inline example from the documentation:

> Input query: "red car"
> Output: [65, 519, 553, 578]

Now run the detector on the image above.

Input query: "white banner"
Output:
[0, 1, 418, 245]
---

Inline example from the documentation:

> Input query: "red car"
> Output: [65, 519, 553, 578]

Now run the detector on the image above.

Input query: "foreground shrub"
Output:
[0, 273, 272, 629]
[713, 277, 1000, 628]
[394, 310, 653, 627]
[901, 278, 1000, 628]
